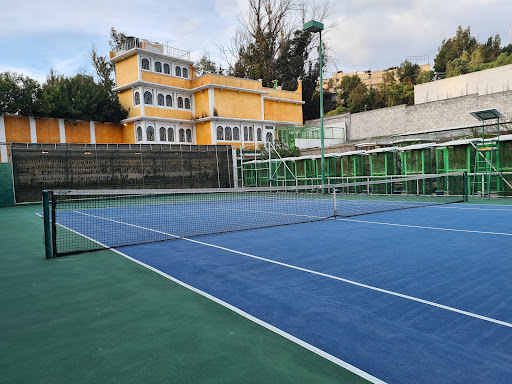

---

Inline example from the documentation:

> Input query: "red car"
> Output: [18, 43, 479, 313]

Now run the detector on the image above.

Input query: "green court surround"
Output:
[0, 163, 15, 206]
[0, 204, 371, 384]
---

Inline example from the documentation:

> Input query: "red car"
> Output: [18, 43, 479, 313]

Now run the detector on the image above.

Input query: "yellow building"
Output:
[111, 37, 304, 147]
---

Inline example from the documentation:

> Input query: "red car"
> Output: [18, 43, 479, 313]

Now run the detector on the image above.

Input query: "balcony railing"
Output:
[112, 37, 191, 61]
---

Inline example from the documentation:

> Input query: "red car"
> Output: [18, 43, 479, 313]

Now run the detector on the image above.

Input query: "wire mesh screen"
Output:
[450, 146, 469, 170]
[11, 144, 233, 202]
[405, 151, 421, 174]
[502, 142, 512, 170]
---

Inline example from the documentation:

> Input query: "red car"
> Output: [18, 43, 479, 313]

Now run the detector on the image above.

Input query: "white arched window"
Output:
[155, 61, 162, 73]
[134, 91, 140, 105]
[144, 91, 152, 105]
[243, 126, 248, 141]
[178, 97, 183, 108]
[166, 95, 172, 107]
[184, 98, 190, 109]
[163, 63, 170, 74]
[175, 66, 181, 77]
[233, 127, 240, 141]
[159, 127, 166, 142]
[248, 126, 254, 141]
[257, 128, 262, 141]
[141, 58, 150, 70]
[186, 129, 192, 142]
[217, 126, 223, 140]
[266, 132, 273, 142]
[136, 126, 143, 142]
[225, 126, 232, 140]
[157, 93, 164, 106]
[146, 126, 155, 141]
[182, 68, 188, 78]
[179, 128, 185, 142]
[168, 128, 174, 142]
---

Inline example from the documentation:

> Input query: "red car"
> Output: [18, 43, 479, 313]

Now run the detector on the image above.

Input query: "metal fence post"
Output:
[42, 190, 52, 259]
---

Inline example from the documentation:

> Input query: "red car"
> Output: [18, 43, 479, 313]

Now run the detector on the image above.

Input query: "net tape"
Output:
[52, 172, 465, 196]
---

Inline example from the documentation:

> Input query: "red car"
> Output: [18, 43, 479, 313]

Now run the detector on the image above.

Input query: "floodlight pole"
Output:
[319, 30, 325, 186]
[304, 20, 325, 186]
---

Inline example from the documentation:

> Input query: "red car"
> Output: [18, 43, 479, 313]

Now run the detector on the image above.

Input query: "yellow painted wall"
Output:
[195, 121, 211, 145]
[266, 88, 302, 101]
[122, 122, 135, 143]
[194, 89, 209, 118]
[193, 74, 262, 91]
[215, 90, 262, 120]
[264, 99, 303, 124]
[35, 118, 60, 143]
[141, 72, 192, 89]
[118, 90, 139, 119]
[191, 74, 211, 89]
[95, 122, 124, 143]
[144, 107, 193, 120]
[115, 55, 139, 87]
[4, 116, 30, 142]
[64, 121, 90, 143]
[2, 115, 133, 145]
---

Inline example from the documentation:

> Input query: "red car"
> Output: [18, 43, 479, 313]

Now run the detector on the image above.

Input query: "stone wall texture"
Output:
[306, 90, 512, 143]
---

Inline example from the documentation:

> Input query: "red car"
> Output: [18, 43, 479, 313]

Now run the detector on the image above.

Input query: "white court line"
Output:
[337, 218, 512, 237]
[72, 210, 512, 329]
[428, 205, 512, 212]
[44, 213, 385, 384]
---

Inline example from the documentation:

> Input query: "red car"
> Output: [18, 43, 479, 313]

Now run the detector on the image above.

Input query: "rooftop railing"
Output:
[112, 37, 191, 61]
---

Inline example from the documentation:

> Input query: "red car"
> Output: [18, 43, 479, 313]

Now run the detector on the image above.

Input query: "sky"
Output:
[1, 0, 511, 84]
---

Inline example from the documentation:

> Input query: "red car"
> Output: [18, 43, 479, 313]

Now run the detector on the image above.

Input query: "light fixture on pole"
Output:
[304, 20, 325, 185]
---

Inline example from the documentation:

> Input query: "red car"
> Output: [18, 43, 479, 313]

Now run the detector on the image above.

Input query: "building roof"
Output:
[398, 143, 437, 151]
[433, 138, 482, 147]
[365, 146, 398, 154]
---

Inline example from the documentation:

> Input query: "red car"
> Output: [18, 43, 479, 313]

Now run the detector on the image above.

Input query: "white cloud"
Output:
[214, 0, 247, 19]
[326, 0, 512, 73]
[1, 0, 511, 80]
[0, 65, 48, 84]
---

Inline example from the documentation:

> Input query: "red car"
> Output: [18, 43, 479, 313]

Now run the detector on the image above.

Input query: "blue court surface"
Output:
[55, 202, 512, 383]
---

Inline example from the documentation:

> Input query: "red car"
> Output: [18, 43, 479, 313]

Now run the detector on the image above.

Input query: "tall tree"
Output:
[337, 75, 363, 107]
[195, 51, 224, 76]
[43, 73, 127, 123]
[216, 0, 332, 122]
[0, 72, 47, 116]
[396, 60, 421, 85]
[480, 34, 502, 63]
[90, 28, 127, 88]
[434, 26, 478, 73]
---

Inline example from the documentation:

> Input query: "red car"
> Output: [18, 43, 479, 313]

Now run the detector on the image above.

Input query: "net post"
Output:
[42, 190, 52, 259]
[463, 171, 468, 202]
[51, 192, 57, 258]
[332, 188, 337, 218]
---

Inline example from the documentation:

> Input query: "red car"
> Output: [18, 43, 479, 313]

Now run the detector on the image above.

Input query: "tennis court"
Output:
[39, 173, 512, 384]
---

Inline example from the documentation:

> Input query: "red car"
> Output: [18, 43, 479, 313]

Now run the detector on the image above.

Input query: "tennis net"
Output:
[44, 172, 467, 257]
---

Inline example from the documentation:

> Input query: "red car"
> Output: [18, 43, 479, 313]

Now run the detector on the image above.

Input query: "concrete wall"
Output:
[414, 64, 512, 104]
[306, 89, 512, 144]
